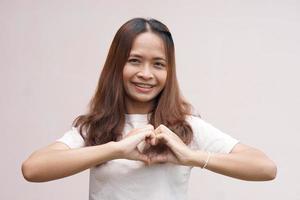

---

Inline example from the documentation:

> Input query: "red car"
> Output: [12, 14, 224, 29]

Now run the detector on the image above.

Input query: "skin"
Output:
[21, 31, 277, 183]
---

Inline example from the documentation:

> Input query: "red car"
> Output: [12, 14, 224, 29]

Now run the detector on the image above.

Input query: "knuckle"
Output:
[146, 124, 154, 129]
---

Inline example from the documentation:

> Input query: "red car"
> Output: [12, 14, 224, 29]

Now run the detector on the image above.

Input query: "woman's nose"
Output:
[137, 65, 154, 79]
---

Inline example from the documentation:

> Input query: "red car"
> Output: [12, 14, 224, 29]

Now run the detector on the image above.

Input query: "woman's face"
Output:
[123, 32, 167, 113]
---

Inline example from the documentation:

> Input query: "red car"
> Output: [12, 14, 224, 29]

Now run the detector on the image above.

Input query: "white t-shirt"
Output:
[56, 114, 239, 200]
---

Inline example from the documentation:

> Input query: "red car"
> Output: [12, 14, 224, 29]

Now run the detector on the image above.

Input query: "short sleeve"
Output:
[56, 127, 85, 149]
[187, 116, 239, 154]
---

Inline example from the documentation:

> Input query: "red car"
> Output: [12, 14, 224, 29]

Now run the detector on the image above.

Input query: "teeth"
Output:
[135, 83, 153, 88]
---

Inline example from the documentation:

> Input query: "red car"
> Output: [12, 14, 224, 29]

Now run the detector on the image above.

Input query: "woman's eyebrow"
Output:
[129, 54, 166, 62]
[153, 57, 167, 62]
[129, 54, 142, 58]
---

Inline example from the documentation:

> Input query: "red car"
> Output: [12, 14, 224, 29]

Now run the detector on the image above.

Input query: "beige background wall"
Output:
[1, 0, 299, 199]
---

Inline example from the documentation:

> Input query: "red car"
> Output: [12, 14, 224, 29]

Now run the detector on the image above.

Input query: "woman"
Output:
[21, 18, 277, 200]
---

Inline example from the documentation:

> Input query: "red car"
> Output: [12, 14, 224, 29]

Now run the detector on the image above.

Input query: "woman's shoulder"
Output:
[184, 114, 220, 133]
[56, 126, 86, 149]
[71, 126, 87, 138]
[185, 114, 206, 127]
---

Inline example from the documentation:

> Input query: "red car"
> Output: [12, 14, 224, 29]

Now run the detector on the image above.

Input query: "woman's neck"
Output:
[125, 100, 154, 114]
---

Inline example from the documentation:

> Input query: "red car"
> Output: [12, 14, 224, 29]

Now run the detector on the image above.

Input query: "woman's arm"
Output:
[145, 124, 277, 181]
[21, 126, 155, 183]
[21, 141, 120, 182]
[189, 143, 277, 181]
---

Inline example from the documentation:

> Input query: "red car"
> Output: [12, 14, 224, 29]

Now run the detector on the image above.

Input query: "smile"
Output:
[134, 83, 154, 88]
[132, 82, 154, 93]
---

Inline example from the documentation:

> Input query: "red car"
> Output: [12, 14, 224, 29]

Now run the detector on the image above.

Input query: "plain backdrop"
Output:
[1, 0, 299, 199]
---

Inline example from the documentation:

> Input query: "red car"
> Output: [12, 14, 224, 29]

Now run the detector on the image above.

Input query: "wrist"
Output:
[188, 150, 210, 168]
[107, 141, 123, 160]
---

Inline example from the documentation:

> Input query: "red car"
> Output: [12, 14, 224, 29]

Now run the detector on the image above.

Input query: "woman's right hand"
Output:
[115, 125, 155, 164]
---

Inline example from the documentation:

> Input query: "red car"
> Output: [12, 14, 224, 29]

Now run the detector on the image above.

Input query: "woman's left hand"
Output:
[148, 124, 196, 166]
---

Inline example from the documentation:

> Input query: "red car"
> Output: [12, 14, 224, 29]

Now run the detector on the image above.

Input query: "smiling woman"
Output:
[21, 17, 277, 200]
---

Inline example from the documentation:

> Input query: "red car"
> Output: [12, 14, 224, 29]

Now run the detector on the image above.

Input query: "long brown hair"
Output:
[73, 17, 198, 153]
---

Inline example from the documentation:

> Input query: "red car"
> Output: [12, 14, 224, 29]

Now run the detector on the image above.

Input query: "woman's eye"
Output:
[128, 59, 140, 64]
[154, 62, 165, 68]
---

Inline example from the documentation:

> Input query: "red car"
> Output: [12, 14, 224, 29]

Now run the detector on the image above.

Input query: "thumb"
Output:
[136, 152, 150, 165]
[149, 154, 167, 164]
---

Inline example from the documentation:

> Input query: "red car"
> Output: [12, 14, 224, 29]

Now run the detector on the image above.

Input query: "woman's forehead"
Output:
[130, 32, 166, 60]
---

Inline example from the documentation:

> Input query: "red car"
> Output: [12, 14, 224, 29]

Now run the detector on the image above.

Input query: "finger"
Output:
[142, 129, 157, 145]
[145, 136, 155, 147]
[133, 128, 154, 139]
[132, 126, 155, 139]
[126, 124, 154, 137]
[145, 124, 154, 130]
[150, 136, 157, 145]
[144, 130, 156, 142]
[155, 133, 180, 152]
[134, 130, 156, 149]
[155, 125, 184, 144]
[139, 124, 154, 133]
[149, 153, 167, 164]
[154, 126, 162, 135]
[137, 141, 146, 153]
[124, 130, 155, 149]
[137, 140, 151, 153]
[156, 125, 173, 137]
[136, 152, 150, 165]
[154, 125, 171, 138]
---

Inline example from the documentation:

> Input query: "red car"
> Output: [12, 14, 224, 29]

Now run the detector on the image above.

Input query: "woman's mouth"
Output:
[132, 82, 154, 93]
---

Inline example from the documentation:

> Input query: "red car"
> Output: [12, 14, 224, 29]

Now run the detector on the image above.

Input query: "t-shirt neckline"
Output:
[125, 113, 151, 122]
